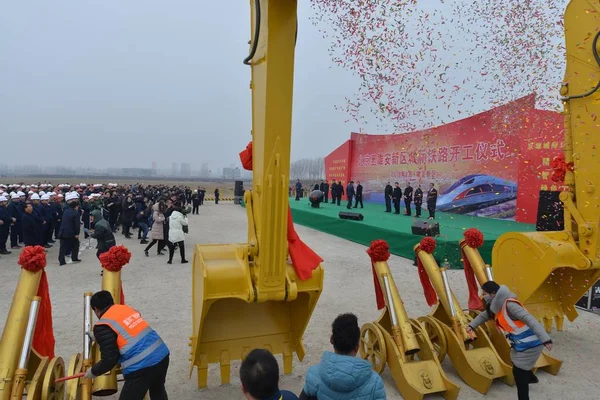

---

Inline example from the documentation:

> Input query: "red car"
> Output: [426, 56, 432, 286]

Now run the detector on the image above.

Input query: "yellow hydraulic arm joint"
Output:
[190, 0, 324, 389]
[360, 258, 460, 400]
[414, 245, 513, 395]
[492, 0, 600, 332]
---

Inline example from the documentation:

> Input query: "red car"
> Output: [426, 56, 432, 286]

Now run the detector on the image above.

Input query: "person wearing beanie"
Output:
[0, 195, 11, 254]
[467, 281, 553, 400]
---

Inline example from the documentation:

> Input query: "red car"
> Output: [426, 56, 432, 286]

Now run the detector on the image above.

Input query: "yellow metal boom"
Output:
[493, 0, 600, 331]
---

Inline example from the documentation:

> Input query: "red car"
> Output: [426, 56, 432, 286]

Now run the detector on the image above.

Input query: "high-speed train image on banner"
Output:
[436, 174, 517, 213]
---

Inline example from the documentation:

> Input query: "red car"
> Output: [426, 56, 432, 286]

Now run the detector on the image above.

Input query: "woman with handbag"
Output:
[166, 203, 188, 264]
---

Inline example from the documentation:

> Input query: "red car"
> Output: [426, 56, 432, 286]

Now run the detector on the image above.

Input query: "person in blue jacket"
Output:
[301, 313, 386, 400]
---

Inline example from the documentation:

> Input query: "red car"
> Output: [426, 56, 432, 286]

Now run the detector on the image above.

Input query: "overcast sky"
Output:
[0, 0, 361, 170]
[0, 1, 566, 171]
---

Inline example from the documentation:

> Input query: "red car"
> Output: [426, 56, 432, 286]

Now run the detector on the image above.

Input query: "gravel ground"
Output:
[1, 202, 599, 399]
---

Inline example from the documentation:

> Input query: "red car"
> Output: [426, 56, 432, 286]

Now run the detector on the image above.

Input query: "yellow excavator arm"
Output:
[493, 0, 600, 331]
[190, 0, 324, 388]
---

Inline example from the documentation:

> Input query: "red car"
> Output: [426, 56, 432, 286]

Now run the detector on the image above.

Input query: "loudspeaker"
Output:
[536, 190, 564, 231]
[339, 211, 364, 221]
[234, 181, 244, 197]
[411, 220, 440, 237]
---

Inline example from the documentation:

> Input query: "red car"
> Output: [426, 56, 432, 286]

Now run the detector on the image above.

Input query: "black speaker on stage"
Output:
[234, 181, 244, 197]
[339, 211, 364, 221]
[536, 190, 564, 231]
[411, 220, 440, 237]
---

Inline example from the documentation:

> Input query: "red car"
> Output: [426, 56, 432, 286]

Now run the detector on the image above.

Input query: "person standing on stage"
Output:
[319, 180, 330, 203]
[403, 181, 413, 216]
[336, 181, 344, 206]
[346, 181, 355, 209]
[427, 182, 438, 219]
[354, 181, 363, 208]
[330, 180, 337, 205]
[467, 281, 553, 400]
[414, 185, 423, 217]
[384, 182, 393, 213]
[392, 182, 402, 214]
[295, 180, 302, 201]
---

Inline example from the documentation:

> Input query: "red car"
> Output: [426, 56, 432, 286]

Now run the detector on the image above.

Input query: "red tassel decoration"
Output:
[18, 246, 55, 359]
[417, 256, 438, 307]
[366, 240, 390, 310]
[287, 207, 323, 280]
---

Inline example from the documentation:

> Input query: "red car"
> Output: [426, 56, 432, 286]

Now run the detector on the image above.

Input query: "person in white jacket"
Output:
[167, 204, 188, 264]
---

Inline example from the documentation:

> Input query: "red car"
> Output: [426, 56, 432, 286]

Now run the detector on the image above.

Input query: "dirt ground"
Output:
[0, 202, 599, 399]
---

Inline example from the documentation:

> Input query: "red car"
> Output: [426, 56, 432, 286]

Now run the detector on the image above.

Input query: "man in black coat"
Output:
[414, 185, 424, 217]
[384, 182, 393, 213]
[58, 195, 82, 265]
[329, 180, 337, 204]
[403, 182, 413, 216]
[427, 183, 438, 219]
[8, 195, 22, 249]
[336, 181, 344, 206]
[22, 202, 40, 247]
[345, 181, 355, 209]
[0, 195, 11, 254]
[392, 182, 402, 214]
[354, 181, 363, 208]
[319, 180, 330, 203]
[295, 180, 302, 201]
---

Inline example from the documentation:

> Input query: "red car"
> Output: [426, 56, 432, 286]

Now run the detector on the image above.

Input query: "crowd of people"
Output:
[0, 182, 214, 265]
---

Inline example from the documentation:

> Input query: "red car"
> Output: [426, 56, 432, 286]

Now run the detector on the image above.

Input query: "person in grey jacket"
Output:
[90, 209, 116, 258]
[467, 281, 553, 400]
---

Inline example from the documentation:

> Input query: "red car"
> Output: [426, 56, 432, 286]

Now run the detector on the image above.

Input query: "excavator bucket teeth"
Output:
[493, 231, 600, 331]
[190, 244, 323, 388]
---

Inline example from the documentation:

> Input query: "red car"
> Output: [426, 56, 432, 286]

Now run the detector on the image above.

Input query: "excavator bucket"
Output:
[461, 238, 563, 375]
[191, 244, 323, 388]
[492, 231, 599, 332]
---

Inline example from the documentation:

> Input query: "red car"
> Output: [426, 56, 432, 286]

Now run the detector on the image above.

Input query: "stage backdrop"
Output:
[325, 95, 564, 223]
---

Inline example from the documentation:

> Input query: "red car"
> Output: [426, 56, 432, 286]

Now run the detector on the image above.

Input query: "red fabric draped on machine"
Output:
[239, 141, 323, 280]
[366, 240, 389, 310]
[462, 228, 485, 310]
[416, 237, 438, 307]
[18, 246, 55, 359]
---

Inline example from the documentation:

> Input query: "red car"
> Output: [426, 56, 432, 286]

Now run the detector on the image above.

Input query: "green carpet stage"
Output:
[289, 200, 535, 269]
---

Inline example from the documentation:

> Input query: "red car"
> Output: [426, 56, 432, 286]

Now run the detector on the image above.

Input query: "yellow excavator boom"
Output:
[190, 0, 324, 388]
[493, 0, 600, 331]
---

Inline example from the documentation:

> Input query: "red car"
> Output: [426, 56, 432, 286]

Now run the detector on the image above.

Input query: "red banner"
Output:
[325, 139, 353, 185]
[325, 95, 564, 222]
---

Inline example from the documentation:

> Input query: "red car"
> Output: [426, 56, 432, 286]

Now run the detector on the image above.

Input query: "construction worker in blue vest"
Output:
[85, 290, 170, 399]
[467, 281, 553, 400]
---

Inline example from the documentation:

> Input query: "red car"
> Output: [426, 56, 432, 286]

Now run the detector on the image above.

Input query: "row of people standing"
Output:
[384, 182, 438, 219]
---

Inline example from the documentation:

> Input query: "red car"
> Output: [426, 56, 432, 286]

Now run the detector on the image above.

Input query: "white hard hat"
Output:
[41, 194, 50, 200]
[65, 192, 78, 202]
[17, 191, 25, 196]
[0, 196, 7, 202]
[31, 193, 40, 200]
[11, 193, 19, 200]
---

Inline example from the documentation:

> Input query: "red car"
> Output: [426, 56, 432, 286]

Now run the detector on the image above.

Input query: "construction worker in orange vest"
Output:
[466, 281, 553, 400]
[84, 290, 170, 399]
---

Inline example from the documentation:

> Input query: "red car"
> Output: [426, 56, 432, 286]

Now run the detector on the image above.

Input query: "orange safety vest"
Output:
[495, 299, 542, 352]
[96, 304, 168, 374]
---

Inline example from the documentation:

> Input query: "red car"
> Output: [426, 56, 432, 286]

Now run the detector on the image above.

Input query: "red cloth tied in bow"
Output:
[366, 240, 390, 310]
[416, 238, 438, 307]
[462, 229, 485, 310]
[99, 245, 131, 304]
[240, 141, 322, 280]
[550, 154, 574, 183]
[18, 246, 55, 358]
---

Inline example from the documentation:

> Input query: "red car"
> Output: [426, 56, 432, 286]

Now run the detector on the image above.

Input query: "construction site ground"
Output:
[0, 202, 598, 399]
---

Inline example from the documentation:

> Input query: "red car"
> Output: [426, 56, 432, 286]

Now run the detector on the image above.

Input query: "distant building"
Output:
[181, 163, 191, 177]
[200, 163, 209, 177]
[107, 168, 156, 177]
[223, 167, 241, 180]
[152, 161, 157, 170]
[171, 162, 178, 176]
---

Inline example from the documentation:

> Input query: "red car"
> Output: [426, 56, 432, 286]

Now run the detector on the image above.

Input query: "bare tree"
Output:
[290, 157, 324, 180]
